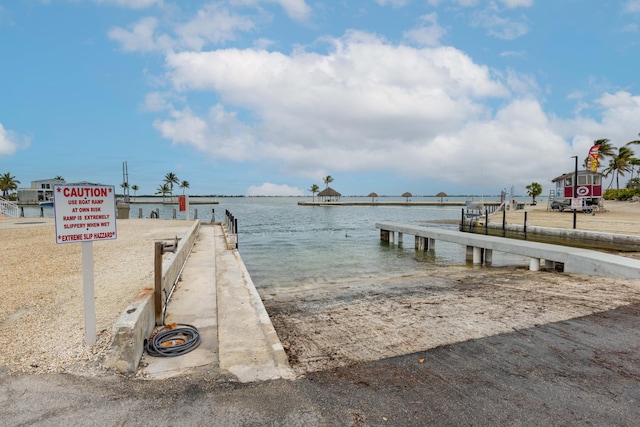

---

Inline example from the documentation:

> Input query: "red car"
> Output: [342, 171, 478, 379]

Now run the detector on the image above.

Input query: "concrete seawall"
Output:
[105, 221, 200, 373]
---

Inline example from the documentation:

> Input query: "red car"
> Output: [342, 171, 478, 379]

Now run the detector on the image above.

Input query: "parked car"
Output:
[550, 199, 571, 211]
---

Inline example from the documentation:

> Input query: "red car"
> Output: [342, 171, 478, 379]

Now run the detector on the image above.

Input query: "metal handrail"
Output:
[0, 197, 19, 217]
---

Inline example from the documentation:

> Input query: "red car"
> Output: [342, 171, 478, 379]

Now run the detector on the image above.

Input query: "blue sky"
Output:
[1, 0, 640, 197]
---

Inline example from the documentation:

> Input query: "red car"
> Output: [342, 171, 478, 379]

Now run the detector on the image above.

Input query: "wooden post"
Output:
[154, 242, 163, 326]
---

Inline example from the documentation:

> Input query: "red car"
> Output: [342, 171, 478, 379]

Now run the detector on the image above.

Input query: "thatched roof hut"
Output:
[402, 192, 412, 202]
[317, 187, 342, 202]
[367, 192, 378, 203]
[436, 191, 447, 203]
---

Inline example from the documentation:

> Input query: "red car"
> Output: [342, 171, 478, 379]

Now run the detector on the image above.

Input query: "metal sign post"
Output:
[54, 184, 117, 345]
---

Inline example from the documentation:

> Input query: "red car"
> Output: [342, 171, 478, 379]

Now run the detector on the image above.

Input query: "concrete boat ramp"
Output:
[106, 222, 294, 382]
[376, 221, 640, 279]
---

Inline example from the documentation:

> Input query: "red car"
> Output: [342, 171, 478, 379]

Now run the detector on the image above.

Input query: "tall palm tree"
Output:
[0, 172, 20, 198]
[604, 145, 635, 190]
[309, 184, 319, 201]
[164, 172, 180, 196]
[322, 175, 333, 189]
[54, 175, 64, 181]
[623, 135, 640, 179]
[120, 182, 129, 193]
[131, 185, 139, 199]
[156, 183, 171, 202]
[179, 180, 190, 195]
[525, 182, 542, 204]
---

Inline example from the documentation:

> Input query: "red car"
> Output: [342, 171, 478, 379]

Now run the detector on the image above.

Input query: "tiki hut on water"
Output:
[317, 187, 342, 202]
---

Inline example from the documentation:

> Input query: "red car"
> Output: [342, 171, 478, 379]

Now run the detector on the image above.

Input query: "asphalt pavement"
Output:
[2, 303, 639, 426]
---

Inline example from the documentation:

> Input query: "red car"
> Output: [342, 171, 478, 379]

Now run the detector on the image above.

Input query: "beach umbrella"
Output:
[436, 191, 447, 203]
[367, 192, 378, 203]
[402, 192, 412, 202]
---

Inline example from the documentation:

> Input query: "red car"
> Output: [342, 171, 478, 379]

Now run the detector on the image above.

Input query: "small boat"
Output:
[39, 201, 54, 207]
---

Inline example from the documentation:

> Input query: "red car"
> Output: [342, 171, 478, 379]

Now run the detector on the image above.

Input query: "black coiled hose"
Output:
[145, 324, 201, 357]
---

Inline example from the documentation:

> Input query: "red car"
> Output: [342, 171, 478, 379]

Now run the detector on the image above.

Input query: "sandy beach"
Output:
[1, 200, 639, 376]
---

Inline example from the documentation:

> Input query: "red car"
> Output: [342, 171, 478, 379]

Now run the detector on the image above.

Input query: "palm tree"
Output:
[628, 158, 640, 181]
[623, 135, 640, 180]
[0, 172, 20, 198]
[120, 182, 129, 193]
[164, 172, 180, 196]
[131, 185, 139, 199]
[322, 175, 333, 189]
[179, 180, 190, 195]
[525, 182, 542, 204]
[309, 184, 320, 201]
[604, 145, 635, 190]
[54, 175, 64, 181]
[156, 183, 171, 202]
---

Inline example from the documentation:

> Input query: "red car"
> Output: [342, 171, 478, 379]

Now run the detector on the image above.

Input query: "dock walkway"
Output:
[376, 221, 640, 279]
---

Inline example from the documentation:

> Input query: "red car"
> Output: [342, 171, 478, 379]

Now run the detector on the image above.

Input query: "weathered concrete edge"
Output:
[161, 221, 201, 298]
[104, 221, 200, 373]
[218, 224, 294, 381]
[233, 249, 294, 379]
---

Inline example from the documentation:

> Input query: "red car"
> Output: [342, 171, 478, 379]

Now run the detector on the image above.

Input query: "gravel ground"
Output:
[0, 218, 193, 375]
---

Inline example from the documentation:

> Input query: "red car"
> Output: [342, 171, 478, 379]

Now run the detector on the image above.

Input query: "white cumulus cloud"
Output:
[246, 182, 304, 196]
[93, 0, 162, 9]
[0, 123, 30, 157]
[147, 28, 640, 192]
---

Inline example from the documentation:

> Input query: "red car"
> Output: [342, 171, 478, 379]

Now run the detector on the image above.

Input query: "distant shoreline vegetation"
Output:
[121, 194, 507, 198]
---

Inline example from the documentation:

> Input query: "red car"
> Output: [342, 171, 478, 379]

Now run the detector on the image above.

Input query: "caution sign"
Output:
[53, 184, 117, 244]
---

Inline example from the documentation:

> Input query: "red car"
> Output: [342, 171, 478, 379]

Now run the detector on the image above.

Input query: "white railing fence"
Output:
[0, 197, 20, 217]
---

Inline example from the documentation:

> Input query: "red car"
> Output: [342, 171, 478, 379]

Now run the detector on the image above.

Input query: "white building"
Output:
[17, 178, 66, 203]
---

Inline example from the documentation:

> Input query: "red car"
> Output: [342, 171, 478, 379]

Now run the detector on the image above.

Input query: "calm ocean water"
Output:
[26, 196, 530, 288]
